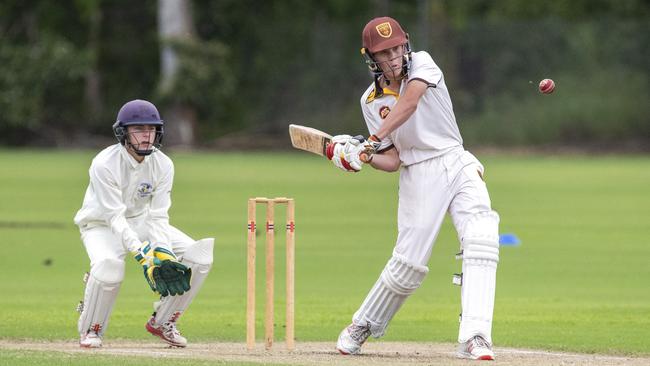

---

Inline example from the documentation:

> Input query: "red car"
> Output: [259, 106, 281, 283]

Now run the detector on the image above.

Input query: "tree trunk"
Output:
[158, 0, 197, 147]
[84, 3, 103, 126]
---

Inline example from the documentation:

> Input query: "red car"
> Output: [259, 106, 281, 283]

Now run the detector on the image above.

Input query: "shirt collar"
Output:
[119, 145, 147, 169]
[366, 83, 401, 104]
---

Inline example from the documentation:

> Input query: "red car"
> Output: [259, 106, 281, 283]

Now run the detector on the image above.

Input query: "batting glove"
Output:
[360, 134, 381, 163]
[326, 135, 365, 172]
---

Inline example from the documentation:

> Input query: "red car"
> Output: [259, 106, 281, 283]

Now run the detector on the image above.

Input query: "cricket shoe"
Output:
[79, 331, 102, 348]
[146, 316, 187, 347]
[336, 323, 371, 355]
[457, 335, 495, 360]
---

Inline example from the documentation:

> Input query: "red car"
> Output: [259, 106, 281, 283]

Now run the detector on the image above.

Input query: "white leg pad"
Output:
[154, 238, 214, 324]
[77, 258, 124, 337]
[459, 211, 499, 344]
[353, 255, 428, 337]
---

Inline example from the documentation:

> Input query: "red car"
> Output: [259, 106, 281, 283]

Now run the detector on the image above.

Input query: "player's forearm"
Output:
[148, 218, 171, 247]
[147, 174, 173, 245]
[374, 79, 428, 140]
[369, 149, 401, 172]
[110, 215, 141, 252]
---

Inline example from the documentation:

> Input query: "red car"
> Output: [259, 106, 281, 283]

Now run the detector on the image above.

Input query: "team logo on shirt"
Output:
[137, 182, 153, 198]
[376, 22, 392, 38]
[379, 106, 391, 119]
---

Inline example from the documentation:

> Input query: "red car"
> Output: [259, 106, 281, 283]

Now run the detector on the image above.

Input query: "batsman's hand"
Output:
[153, 247, 192, 297]
[326, 134, 366, 172]
[359, 134, 382, 163]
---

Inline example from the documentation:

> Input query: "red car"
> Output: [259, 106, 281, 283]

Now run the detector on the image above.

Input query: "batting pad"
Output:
[154, 238, 214, 325]
[458, 211, 499, 344]
[78, 258, 125, 337]
[353, 254, 428, 338]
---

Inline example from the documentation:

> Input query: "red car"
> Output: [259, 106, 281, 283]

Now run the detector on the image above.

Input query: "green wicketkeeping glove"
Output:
[153, 247, 192, 296]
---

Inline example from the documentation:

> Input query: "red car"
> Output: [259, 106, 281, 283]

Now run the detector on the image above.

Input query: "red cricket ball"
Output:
[539, 79, 555, 94]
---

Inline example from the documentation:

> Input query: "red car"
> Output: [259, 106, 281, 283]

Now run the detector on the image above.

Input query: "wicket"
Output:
[247, 197, 295, 351]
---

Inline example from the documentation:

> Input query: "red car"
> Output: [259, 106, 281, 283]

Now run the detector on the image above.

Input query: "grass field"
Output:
[1, 149, 649, 362]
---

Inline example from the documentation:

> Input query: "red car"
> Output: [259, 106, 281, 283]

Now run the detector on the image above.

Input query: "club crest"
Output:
[137, 182, 153, 197]
[376, 22, 392, 38]
[379, 106, 391, 119]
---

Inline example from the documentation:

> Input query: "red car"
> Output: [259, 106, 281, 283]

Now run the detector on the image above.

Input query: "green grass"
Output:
[1, 149, 649, 357]
[0, 350, 275, 366]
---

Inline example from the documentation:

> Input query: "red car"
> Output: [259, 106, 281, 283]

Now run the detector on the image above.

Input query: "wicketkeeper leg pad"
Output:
[458, 211, 500, 344]
[154, 238, 214, 325]
[77, 258, 125, 337]
[353, 254, 429, 338]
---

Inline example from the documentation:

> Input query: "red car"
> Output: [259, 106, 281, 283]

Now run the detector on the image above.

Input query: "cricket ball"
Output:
[539, 78, 555, 94]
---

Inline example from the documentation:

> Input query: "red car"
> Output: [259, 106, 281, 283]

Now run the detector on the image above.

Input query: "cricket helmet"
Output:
[360, 17, 412, 79]
[112, 99, 164, 156]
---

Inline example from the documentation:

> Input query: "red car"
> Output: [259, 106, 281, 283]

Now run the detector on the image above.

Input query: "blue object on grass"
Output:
[499, 233, 521, 246]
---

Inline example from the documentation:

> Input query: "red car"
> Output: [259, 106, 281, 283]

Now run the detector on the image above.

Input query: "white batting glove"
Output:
[331, 134, 355, 144]
[326, 135, 365, 172]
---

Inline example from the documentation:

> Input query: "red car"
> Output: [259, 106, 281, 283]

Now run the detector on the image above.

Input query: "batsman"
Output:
[329, 17, 500, 360]
[74, 99, 214, 348]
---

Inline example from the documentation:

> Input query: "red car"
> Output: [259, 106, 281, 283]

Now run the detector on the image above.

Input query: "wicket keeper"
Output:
[74, 99, 214, 348]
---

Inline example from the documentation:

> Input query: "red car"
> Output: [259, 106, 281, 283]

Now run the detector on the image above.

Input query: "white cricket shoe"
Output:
[146, 316, 188, 347]
[457, 335, 495, 360]
[79, 331, 102, 348]
[336, 323, 371, 355]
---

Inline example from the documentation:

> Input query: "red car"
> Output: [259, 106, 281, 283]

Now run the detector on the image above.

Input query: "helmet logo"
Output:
[379, 106, 391, 119]
[376, 22, 392, 38]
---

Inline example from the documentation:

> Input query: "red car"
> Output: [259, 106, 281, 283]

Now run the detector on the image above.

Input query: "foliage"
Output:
[0, 38, 87, 133]
[0, 38, 89, 145]
[157, 38, 236, 135]
[0, 0, 648, 147]
[455, 18, 650, 147]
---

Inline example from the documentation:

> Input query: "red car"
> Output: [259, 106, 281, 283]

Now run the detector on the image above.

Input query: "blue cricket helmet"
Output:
[112, 99, 164, 155]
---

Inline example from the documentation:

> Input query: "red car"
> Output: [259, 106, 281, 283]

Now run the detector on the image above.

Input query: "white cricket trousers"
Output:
[350, 148, 498, 341]
[394, 148, 493, 265]
[80, 217, 195, 266]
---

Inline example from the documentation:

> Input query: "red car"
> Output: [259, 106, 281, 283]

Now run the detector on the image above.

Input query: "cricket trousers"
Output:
[352, 147, 499, 343]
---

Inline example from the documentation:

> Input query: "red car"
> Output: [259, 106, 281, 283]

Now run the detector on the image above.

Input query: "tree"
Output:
[158, 0, 197, 146]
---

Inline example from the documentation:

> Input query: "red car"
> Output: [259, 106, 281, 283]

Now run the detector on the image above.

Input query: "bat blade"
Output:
[288, 124, 332, 157]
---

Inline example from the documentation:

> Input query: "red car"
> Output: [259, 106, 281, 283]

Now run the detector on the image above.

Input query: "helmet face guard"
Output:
[113, 122, 164, 156]
[112, 99, 164, 156]
[361, 41, 412, 80]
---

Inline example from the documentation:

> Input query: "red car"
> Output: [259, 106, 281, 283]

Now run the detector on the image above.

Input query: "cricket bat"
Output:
[288, 124, 332, 157]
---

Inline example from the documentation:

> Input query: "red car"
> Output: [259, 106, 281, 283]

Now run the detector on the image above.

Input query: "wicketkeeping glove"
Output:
[131, 241, 165, 294]
[131, 242, 191, 297]
[326, 135, 366, 172]
[153, 247, 192, 296]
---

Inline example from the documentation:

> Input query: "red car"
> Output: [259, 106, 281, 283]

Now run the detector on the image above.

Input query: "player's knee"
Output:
[91, 258, 125, 284]
[381, 255, 429, 295]
[461, 211, 500, 263]
[182, 238, 214, 267]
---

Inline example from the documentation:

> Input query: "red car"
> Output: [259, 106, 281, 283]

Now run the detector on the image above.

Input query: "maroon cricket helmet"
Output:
[362, 17, 408, 54]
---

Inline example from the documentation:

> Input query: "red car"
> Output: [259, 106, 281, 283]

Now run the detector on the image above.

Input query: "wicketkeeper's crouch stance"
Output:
[74, 99, 214, 348]
[328, 17, 500, 360]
